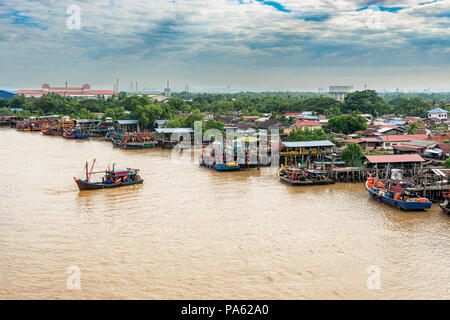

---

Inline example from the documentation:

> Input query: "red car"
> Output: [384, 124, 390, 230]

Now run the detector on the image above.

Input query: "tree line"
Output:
[0, 90, 448, 130]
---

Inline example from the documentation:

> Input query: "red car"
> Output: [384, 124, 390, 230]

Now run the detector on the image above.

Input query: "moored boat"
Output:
[365, 175, 432, 211]
[63, 127, 89, 139]
[42, 125, 63, 136]
[112, 132, 157, 149]
[199, 160, 240, 171]
[74, 159, 144, 191]
[439, 192, 450, 215]
[199, 143, 240, 171]
[277, 166, 333, 186]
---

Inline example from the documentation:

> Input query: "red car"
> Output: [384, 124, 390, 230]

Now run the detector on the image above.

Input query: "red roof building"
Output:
[16, 84, 116, 99]
[284, 112, 302, 118]
[378, 134, 429, 142]
[401, 117, 423, 123]
[295, 120, 322, 127]
[365, 154, 425, 164]
[242, 116, 261, 121]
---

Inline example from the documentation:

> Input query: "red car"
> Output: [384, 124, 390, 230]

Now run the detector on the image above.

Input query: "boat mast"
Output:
[87, 159, 96, 182]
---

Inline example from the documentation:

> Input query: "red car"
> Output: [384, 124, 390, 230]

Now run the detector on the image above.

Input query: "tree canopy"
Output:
[2, 90, 449, 132]
[341, 143, 364, 167]
[324, 111, 368, 134]
[287, 128, 328, 142]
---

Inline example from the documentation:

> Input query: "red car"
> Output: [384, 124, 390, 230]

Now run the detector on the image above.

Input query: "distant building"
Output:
[329, 86, 354, 102]
[9, 108, 24, 112]
[0, 90, 18, 99]
[378, 134, 429, 150]
[427, 108, 448, 120]
[164, 81, 171, 98]
[155, 120, 168, 128]
[292, 120, 322, 131]
[360, 113, 373, 124]
[16, 84, 116, 99]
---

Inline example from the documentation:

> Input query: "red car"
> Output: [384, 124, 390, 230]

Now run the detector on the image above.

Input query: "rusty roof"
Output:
[365, 154, 425, 164]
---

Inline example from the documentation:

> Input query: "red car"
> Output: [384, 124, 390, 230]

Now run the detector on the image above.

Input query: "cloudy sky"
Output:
[0, 0, 449, 92]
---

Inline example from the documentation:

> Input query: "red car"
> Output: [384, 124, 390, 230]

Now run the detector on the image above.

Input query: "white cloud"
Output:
[0, 0, 448, 90]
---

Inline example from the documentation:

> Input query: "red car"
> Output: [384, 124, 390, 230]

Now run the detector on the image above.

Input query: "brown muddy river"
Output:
[0, 128, 448, 299]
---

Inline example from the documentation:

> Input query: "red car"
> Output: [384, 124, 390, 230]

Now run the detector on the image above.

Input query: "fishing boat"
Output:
[74, 159, 144, 191]
[42, 124, 63, 136]
[112, 132, 157, 149]
[199, 143, 240, 171]
[200, 160, 241, 171]
[17, 121, 39, 131]
[439, 192, 450, 215]
[42, 128, 63, 136]
[277, 166, 334, 186]
[63, 130, 77, 139]
[63, 127, 89, 139]
[365, 175, 432, 211]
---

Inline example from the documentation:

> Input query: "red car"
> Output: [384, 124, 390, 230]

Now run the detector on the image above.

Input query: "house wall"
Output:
[428, 112, 448, 120]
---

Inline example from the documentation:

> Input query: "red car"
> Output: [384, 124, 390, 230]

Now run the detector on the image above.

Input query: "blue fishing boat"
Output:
[200, 141, 241, 172]
[200, 161, 240, 171]
[365, 175, 431, 211]
[63, 128, 89, 139]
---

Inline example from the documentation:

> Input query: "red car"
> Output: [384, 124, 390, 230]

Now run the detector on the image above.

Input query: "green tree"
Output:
[389, 97, 430, 117]
[0, 98, 9, 109]
[183, 110, 204, 128]
[203, 119, 224, 134]
[131, 103, 163, 128]
[287, 128, 327, 142]
[343, 90, 391, 116]
[406, 122, 419, 134]
[324, 111, 367, 134]
[341, 143, 364, 167]
[0, 106, 10, 115]
[9, 95, 27, 110]
[444, 158, 450, 169]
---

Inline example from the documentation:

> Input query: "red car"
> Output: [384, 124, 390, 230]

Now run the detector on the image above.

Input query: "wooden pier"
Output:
[331, 167, 368, 183]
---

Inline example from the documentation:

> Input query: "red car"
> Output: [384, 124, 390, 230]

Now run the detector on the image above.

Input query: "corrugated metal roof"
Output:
[392, 144, 426, 150]
[365, 154, 425, 164]
[404, 139, 437, 147]
[117, 120, 139, 125]
[379, 134, 429, 142]
[295, 120, 322, 127]
[282, 140, 335, 148]
[428, 108, 447, 113]
[155, 128, 194, 133]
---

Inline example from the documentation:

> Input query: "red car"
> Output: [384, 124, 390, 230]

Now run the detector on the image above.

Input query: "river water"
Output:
[0, 128, 448, 299]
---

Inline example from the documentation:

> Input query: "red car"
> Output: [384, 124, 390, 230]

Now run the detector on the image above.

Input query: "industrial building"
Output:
[329, 86, 354, 102]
